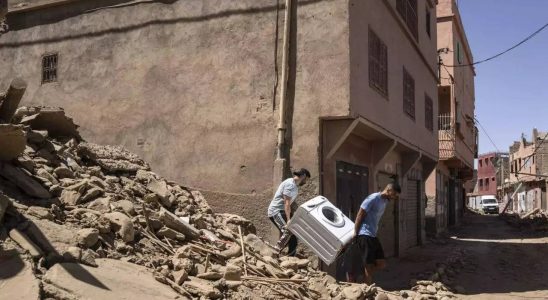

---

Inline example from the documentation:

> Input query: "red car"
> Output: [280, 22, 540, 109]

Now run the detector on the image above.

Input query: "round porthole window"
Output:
[321, 206, 345, 228]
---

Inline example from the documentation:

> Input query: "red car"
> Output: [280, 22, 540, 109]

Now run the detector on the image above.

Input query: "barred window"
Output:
[425, 94, 433, 131]
[369, 28, 388, 97]
[396, 0, 418, 39]
[42, 53, 58, 84]
[403, 67, 415, 120]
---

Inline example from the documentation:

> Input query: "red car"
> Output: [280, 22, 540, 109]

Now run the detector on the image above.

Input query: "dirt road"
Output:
[374, 213, 548, 299]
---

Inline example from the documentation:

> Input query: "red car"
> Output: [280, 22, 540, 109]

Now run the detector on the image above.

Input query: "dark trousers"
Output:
[269, 211, 298, 256]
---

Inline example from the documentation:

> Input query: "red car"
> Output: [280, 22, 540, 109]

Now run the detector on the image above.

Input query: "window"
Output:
[425, 94, 433, 131]
[510, 161, 514, 173]
[396, 0, 418, 39]
[479, 160, 483, 168]
[369, 28, 388, 97]
[425, 8, 431, 37]
[486, 178, 490, 190]
[485, 158, 489, 165]
[403, 67, 415, 120]
[479, 179, 483, 188]
[42, 53, 58, 84]
[492, 177, 496, 182]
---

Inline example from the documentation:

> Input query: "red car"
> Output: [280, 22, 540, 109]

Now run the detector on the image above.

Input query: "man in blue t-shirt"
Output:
[351, 182, 401, 284]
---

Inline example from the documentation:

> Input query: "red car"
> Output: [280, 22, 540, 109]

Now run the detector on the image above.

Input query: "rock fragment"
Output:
[103, 212, 134, 242]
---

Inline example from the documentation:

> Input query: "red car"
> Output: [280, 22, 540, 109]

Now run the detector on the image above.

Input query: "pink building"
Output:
[476, 152, 508, 196]
[425, 0, 477, 235]
[503, 129, 548, 213]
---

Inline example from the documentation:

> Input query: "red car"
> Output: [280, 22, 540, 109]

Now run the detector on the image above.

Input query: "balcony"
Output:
[438, 113, 455, 160]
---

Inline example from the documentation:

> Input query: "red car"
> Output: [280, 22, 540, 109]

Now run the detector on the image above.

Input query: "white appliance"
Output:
[287, 196, 354, 265]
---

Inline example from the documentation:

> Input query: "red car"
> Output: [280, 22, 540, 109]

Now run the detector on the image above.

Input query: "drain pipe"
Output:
[274, 0, 293, 185]
[277, 0, 292, 159]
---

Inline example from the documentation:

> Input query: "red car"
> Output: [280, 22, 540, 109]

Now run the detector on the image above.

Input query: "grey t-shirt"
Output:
[267, 178, 299, 217]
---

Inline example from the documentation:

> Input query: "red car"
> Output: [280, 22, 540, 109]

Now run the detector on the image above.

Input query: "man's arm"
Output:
[354, 207, 366, 238]
[283, 195, 292, 223]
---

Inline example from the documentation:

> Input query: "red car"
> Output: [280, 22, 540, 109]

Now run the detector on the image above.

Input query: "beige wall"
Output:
[0, 0, 351, 239]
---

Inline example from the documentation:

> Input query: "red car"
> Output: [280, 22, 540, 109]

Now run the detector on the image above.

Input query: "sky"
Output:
[457, 0, 548, 154]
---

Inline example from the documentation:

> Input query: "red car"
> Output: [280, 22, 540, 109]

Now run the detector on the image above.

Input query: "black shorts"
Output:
[356, 235, 385, 265]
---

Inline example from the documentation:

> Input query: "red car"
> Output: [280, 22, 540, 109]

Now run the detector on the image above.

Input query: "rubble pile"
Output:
[503, 209, 548, 231]
[0, 82, 461, 299]
[405, 248, 472, 299]
[0, 109, 414, 299]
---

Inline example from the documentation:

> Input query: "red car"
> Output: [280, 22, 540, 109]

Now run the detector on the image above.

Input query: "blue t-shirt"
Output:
[358, 192, 388, 237]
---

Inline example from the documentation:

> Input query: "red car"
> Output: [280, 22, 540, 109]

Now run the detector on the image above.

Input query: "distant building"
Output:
[473, 152, 509, 196]
[503, 129, 548, 213]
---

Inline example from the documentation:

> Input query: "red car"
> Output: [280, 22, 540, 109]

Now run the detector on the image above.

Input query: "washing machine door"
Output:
[320, 205, 346, 228]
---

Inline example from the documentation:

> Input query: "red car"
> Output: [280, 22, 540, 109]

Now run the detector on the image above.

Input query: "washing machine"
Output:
[287, 196, 354, 265]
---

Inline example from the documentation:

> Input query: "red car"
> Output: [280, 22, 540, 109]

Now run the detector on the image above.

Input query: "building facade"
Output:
[502, 129, 548, 213]
[473, 152, 509, 197]
[0, 0, 440, 269]
[425, 0, 477, 235]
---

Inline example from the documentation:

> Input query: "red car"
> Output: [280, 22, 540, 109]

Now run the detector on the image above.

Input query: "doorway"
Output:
[334, 161, 369, 280]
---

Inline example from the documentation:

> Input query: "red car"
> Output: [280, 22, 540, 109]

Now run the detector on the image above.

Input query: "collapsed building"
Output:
[0, 80, 461, 299]
[0, 0, 442, 274]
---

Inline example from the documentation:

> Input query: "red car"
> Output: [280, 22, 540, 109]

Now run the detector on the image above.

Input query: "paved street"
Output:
[375, 212, 548, 299]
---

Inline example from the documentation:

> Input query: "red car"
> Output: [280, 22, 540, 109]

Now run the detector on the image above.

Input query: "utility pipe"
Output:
[276, 0, 292, 160]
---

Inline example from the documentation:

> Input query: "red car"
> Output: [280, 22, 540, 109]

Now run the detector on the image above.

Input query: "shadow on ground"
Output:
[373, 213, 548, 297]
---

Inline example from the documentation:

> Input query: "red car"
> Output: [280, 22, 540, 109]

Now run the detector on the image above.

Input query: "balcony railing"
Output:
[438, 113, 452, 131]
[438, 113, 455, 160]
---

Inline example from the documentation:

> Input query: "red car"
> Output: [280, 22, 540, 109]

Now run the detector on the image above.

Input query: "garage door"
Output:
[404, 180, 420, 249]
[377, 173, 396, 258]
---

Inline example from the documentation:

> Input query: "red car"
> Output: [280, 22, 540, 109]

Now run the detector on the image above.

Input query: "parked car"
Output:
[480, 196, 499, 214]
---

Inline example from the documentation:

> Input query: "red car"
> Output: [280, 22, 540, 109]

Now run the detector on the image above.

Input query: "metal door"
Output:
[335, 161, 369, 280]
[448, 179, 456, 226]
[376, 172, 397, 258]
[404, 180, 420, 249]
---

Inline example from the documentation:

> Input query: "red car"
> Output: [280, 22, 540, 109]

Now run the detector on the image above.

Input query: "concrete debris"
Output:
[0, 124, 26, 161]
[0, 250, 41, 300]
[42, 259, 179, 300]
[0, 104, 444, 300]
[0, 162, 51, 198]
[77, 228, 100, 248]
[26, 206, 54, 220]
[77, 142, 150, 173]
[158, 207, 200, 239]
[8, 228, 44, 259]
[103, 212, 135, 242]
[503, 210, 548, 231]
[19, 107, 81, 140]
[0, 77, 27, 123]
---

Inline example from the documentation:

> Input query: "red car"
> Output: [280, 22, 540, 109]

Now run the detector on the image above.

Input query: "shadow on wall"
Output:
[2, 0, 330, 48]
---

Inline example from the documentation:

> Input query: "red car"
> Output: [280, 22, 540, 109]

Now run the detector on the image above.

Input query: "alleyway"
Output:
[375, 213, 548, 299]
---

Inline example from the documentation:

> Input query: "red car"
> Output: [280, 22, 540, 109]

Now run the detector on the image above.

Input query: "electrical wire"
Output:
[474, 117, 501, 153]
[443, 22, 548, 67]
